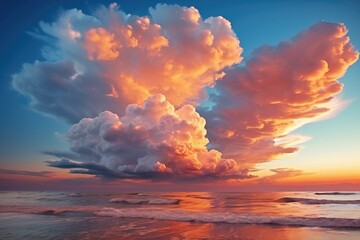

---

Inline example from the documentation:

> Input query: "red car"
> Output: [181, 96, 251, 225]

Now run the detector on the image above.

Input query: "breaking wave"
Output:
[97, 207, 360, 228]
[279, 197, 360, 205]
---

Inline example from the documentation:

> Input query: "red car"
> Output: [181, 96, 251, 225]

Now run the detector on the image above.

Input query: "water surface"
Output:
[1, 191, 359, 239]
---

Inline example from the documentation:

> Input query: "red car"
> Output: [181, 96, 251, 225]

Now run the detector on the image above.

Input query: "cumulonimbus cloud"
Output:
[12, 4, 358, 179]
[50, 94, 249, 178]
[56, 94, 249, 179]
[12, 3, 242, 123]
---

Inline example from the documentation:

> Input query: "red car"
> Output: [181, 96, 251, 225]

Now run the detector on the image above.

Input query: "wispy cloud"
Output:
[0, 169, 53, 177]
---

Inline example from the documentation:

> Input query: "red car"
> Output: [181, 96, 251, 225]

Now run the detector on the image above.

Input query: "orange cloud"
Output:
[203, 22, 358, 166]
[95, 4, 242, 108]
[84, 28, 119, 60]
[12, 4, 242, 123]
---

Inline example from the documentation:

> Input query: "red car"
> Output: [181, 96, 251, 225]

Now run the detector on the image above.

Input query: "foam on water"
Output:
[96, 207, 360, 228]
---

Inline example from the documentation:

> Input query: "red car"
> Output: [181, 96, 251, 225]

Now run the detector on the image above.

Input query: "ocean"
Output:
[0, 191, 359, 239]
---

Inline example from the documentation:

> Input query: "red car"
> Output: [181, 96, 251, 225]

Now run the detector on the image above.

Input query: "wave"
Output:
[193, 196, 213, 200]
[0, 205, 99, 215]
[279, 197, 360, 205]
[68, 193, 86, 197]
[68, 192, 149, 198]
[2, 204, 360, 228]
[97, 207, 360, 228]
[38, 210, 69, 215]
[36, 197, 65, 202]
[315, 192, 356, 196]
[186, 194, 213, 200]
[110, 198, 180, 205]
[68, 193, 115, 197]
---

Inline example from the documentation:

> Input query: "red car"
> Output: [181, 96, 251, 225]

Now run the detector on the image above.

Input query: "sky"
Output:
[0, 0, 359, 192]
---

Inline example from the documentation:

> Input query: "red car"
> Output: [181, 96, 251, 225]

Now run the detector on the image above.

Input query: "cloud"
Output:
[42, 151, 82, 160]
[0, 169, 53, 177]
[46, 159, 127, 179]
[55, 94, 250, 179]
[269, 168, 304, 176]
[202, 21, 359, 166]
[12, 3, 242, 123]
[262, 168, 306, 184]
[12, 4, 359, 181]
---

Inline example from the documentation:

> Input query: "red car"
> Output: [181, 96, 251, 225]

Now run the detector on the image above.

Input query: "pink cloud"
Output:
[203, 22, 358, 166]
[65, 94, 249, 178]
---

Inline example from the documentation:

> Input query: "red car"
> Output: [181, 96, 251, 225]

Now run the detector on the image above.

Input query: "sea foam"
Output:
[96, 207, 360, 228]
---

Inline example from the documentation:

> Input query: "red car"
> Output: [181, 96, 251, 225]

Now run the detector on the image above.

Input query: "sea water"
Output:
[1, 191, 360, 239]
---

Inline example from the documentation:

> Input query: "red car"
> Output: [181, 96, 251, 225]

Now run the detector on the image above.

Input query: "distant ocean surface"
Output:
[1, 191, 360, 239]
